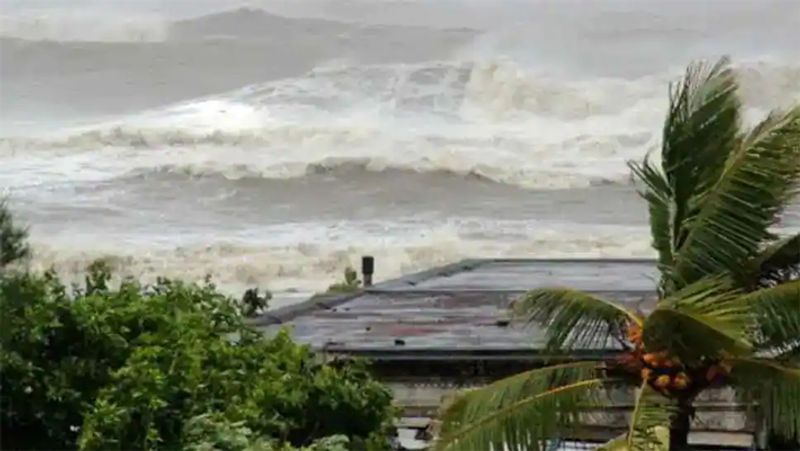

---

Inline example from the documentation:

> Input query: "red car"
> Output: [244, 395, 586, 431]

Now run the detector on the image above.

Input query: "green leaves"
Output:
[745, 280, 800, 357]
[515, 288, 641, 352]
[729, 358, 800, 440]
[631, 57, 800, 294]
[326, 267, 362, 294]
[1, 268, 394, 450]
[436, 362, 605, 451]
[628, 156, 673, 292]
[598, 384, 676, 451]
[660, 58, 741, 267]
[644, 278, 752, 364]
[671, 106, 800, 287]
[624, 384, 676, 451]
[0, 198, 30, 269]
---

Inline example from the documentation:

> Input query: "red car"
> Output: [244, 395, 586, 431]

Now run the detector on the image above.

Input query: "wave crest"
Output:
[3, 59, 799, 190]
[29, 223, 654, 303]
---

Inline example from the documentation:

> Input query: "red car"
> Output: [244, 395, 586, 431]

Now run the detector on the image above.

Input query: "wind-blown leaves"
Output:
[630, 58, 740, 295]
[599, 384, 676, 451]
[660, 58, 741, 271]
[624, 385, 677, 451]
[729, 358, 800, 439]
[671, 106, 800, 288]
[628, 157, 674, 293]
[644, 278, 752, 363]
[435, 362, 605, 451]
[632, 57, 800, 294]
[745, 280, 800, 357]
[514, 288, 641, 352]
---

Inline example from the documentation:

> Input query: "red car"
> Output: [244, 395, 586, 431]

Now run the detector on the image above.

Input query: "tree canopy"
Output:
[0, 203, 395, 450]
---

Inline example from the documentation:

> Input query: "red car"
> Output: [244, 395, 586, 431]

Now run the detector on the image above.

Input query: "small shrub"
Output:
[239, 287, 272, 317]
[326, 267, 361, 294]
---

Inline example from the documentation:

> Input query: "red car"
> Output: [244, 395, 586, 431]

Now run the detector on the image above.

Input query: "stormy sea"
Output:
[2, 0, 799, 306]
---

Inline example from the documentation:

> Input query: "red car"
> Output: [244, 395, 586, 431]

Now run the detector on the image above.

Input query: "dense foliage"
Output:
[437, 58, 800, 451]
[0, 205, 394, 450]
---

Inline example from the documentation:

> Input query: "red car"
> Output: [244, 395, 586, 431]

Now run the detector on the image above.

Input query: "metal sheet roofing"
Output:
[255, 259, 658, 355]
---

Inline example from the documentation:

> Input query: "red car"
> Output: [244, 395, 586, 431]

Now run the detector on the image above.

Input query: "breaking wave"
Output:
[29, 220, 655, 305]
[5, 58, 799, 190]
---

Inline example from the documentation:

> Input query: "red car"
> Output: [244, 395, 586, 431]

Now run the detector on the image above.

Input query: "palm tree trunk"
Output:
[670, 401, 693, 450]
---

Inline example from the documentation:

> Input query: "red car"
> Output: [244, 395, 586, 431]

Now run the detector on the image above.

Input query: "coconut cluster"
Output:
[620, 324, 731, 396]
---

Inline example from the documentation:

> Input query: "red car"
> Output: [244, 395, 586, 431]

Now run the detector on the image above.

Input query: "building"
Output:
[253, 259, 755, 450]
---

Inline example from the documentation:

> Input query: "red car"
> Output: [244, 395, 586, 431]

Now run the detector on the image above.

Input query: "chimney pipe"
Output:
[362, 256, 374, 287]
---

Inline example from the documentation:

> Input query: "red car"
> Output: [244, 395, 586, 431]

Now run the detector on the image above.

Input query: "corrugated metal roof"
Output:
[378, 259, 659, 292]
[254, 259, 658, 354]
[253, 259, 756, 448]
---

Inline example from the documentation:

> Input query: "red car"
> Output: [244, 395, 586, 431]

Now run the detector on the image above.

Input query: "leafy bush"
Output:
[1, 235, 394, 450]
[326, 268, 361, 294]
[182, 414, 350, 451]
[240, 288, 272, 317]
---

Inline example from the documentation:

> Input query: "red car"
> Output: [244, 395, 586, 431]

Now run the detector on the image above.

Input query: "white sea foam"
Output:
[4, 59, 799, 191]
[1, 59, 666, 190]
[29, 219, 655, 305]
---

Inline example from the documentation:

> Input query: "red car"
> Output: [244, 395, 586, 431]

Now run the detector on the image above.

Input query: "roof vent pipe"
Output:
[362, 256, 374, 287]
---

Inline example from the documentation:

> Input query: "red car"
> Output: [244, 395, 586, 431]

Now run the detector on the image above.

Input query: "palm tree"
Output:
[436, 58, 800, 451]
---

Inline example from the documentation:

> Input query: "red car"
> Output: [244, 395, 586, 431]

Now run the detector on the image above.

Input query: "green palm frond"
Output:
[747, 233, 800, 288]
[729, 357, 800, 439]
[744, 280, 800, 357]
[660, 58, 741, 268]
[628, 156, 673, 293]
[436, 362, 606, 451]
[644, 278, 752, 363]
[671, 106, 800, 288]
[514, 288, 641, 352]
[625, 384, 677, 451]
[598, 383, 676, 451]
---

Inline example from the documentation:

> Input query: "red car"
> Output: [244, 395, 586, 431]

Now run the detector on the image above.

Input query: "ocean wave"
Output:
[9, 58, 799, 147]
[28, 223, 655, 302]
[0, 125, 647, 190]
[3, 59, 799, 191]
[131, 156, 635, 190]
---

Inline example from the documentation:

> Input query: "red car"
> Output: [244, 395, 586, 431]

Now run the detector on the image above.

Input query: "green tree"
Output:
[0, 198, 30, 269]
[436, 58, 800, 451]
[1, 247, 394, 449]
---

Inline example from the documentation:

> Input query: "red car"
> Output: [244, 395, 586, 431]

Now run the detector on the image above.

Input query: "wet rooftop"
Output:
[254, 258, 659, 356]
